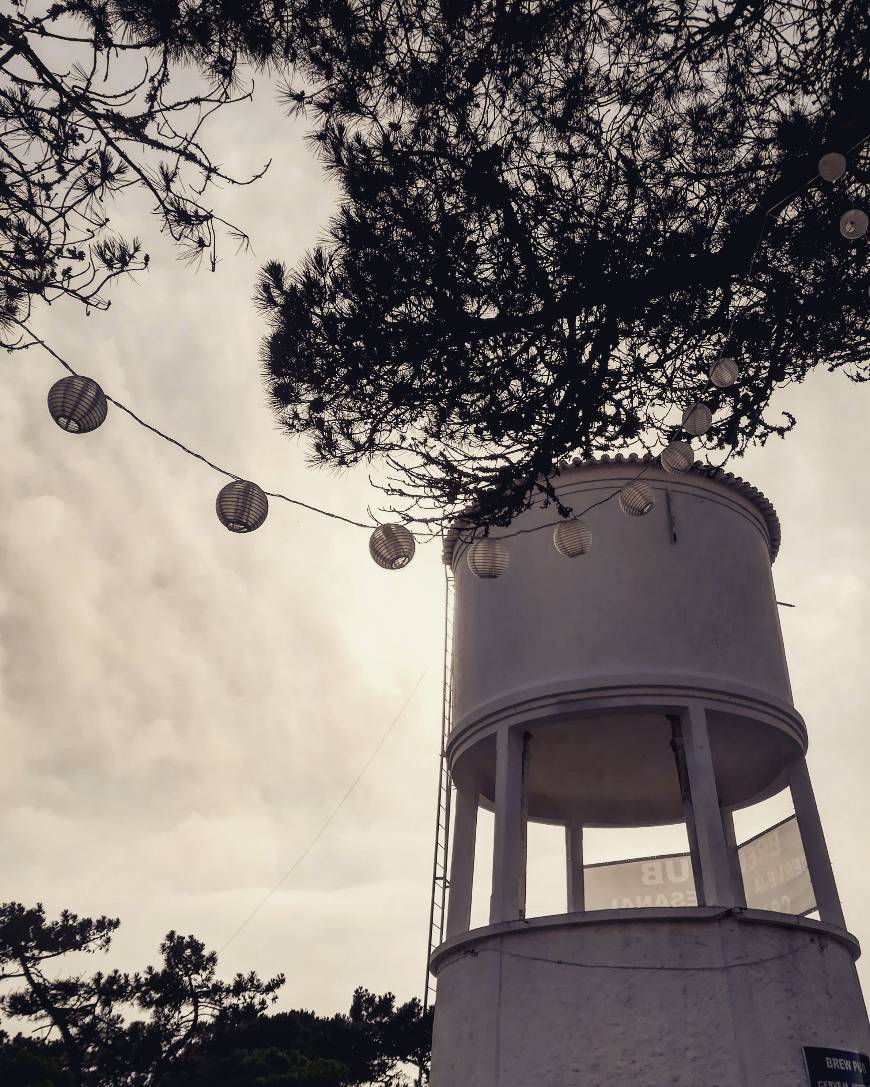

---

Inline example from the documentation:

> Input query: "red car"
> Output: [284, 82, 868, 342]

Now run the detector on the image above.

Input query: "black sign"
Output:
[804, 1047, 870, 1086]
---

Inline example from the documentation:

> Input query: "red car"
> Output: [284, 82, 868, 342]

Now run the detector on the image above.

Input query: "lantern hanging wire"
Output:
[369, 523, 416, 569]
[467, 539, 510, 579]
[553, 518, 592, 557]
[47, 375, 108, 433]
[25, 321, 769, 543]
[216, 479, 269, 532]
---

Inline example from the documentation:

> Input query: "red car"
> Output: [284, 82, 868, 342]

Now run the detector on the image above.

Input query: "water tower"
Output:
[426, 455, 869, 1087]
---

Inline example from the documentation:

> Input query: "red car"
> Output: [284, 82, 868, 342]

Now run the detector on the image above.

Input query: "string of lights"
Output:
[17, 148, 867, 578]
[26, 327, 377, 530]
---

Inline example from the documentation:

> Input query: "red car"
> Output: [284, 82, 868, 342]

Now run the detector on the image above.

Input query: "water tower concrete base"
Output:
[429, 909, 870, 1087]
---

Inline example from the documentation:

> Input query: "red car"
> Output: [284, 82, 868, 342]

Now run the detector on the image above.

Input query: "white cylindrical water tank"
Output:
[444, 455, 801, 825]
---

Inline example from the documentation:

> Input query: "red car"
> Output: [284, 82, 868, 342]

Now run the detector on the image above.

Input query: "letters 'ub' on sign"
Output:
[803, 1046, 870, 1087]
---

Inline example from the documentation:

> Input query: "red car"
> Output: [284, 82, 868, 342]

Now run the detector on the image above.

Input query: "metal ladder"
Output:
[420, 566, 455, 1043]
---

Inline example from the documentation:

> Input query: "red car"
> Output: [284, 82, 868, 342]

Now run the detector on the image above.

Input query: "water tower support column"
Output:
[680, 703, 738, 906]
[565, 823, 584, 913]
[490, 728, 528, 924]
[446, 789, 478, 938]
[788, 757, 846, 928]
[721, 807, 747, 908]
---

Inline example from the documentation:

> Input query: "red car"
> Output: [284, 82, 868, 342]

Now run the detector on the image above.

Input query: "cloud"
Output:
[0, 79, 443, 1012]
[1, 61, 868, 1021]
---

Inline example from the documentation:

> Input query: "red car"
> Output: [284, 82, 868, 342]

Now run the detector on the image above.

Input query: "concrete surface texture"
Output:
[431, 912, 870, 1087]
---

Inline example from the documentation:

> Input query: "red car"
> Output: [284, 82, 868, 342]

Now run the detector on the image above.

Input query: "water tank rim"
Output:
[429, 908, 860, 976]
[442, 455, 781, 565]
[447, 675, 807, 757]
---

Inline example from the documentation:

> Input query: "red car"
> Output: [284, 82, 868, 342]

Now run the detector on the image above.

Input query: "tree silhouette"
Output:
[0, 1031, 70, 1087]
[256, 0, 869, 528]
[0, 1, 273, 347]
[5, 3, 867, 527]
[164, 988, 432, 1086]
[0, 901, 432, 1086]
[0, 901, 283, 1087]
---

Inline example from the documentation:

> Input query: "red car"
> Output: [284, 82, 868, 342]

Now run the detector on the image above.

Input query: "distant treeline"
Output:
[0, 902, 431, 1086]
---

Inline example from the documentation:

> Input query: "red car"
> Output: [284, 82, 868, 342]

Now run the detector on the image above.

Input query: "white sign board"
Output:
[583, 816, 815, 914]
[584, 851, 697, 910]
[739, 814, 815, 915]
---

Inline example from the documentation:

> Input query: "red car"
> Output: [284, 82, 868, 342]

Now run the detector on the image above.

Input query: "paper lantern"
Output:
[817, 152, 847, 182]
[369, 524, 415, 569]
[660, 440, 693, 474]
[682, 402, 712, 437]
[709, 356, 739, 388]
[553, 519, 592, 557]
[467, 539, 510, 579]
[216, 480, 268, 532]
[618, 481, 655, 517]
[47, 375, 108, 433]
[840, 209, 868, 240]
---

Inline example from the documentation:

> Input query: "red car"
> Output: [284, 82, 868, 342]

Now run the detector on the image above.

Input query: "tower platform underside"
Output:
[449, 679, 805, 826]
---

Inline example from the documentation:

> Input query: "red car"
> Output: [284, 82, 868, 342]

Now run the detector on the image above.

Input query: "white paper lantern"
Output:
[818, 152, 847, 182]
[660, 440, 693, 474]
[553, 519, 592, 557]
[840, 209, 869, 240]
[682, 402, 712, 437]
[216, 480, 268, 532]
[47, 375, 108, 433]
[618, 481, 655, 517]
[709, 356, 740, 388]
[369, 524, 415, 569]
[467, 539, 510, 579]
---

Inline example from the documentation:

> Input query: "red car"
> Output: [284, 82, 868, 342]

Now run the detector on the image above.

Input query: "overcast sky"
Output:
[1, 72, 868, 1015]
